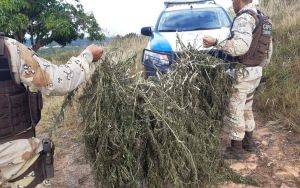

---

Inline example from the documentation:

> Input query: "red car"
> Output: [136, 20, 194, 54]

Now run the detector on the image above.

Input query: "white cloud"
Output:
[80, 0, 235, 36]
[80, 0, 165, 36]
[214, 0, 232, 10]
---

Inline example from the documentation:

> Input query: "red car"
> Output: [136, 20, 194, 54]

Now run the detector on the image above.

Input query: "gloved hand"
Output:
[86, 44, 104, 62]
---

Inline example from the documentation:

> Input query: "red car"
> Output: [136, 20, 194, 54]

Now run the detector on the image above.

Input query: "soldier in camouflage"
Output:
[0, 34, 103, 187]
[203, 0, 272, 160]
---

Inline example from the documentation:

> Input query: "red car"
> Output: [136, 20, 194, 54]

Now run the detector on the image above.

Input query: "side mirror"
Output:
[141, 27, 153, 36]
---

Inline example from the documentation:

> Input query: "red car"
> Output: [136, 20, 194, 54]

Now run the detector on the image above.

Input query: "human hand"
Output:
[203, 36, 217, 48]
[86, 44, 104, 62]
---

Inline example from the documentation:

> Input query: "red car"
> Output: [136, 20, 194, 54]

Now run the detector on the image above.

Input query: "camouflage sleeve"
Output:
[217, 12, 256, 56]
[6, 38, 93, 96]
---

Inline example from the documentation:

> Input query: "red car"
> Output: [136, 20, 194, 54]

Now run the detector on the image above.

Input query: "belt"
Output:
[0, 128, 35, 145]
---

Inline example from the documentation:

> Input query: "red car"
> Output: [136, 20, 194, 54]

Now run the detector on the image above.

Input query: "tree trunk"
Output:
[13, 30, 26, 43]
[32, 43, 43, 52]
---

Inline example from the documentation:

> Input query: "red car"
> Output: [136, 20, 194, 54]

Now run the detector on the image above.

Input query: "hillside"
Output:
[24, 37, 113, 57]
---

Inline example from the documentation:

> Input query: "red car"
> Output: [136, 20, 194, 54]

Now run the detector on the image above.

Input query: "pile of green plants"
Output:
[78, 45, 255, 187]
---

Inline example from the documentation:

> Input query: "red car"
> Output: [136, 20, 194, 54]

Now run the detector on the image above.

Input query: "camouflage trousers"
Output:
[0, 138, 47, 188]
[225, 67, 262, 141]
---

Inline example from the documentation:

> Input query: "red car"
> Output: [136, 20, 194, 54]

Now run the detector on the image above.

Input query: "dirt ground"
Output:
[219, 115, 300, 188]
[38, 98, 300, 188]
[36, 96, 94, 188]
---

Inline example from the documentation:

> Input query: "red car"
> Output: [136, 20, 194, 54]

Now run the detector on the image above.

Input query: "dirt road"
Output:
[220, 117, 300, 188]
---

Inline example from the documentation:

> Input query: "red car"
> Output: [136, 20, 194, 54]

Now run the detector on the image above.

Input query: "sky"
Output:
[80, 0, 233, 36]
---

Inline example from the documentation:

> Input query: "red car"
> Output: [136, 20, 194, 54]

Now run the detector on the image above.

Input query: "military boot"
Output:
[242, 131, 256, 152]
[223, 140, 245, 160]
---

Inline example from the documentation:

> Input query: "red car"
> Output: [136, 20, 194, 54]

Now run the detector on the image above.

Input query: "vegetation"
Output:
[0, 0, 104, 51]
[256, 0, 300, 132]
[74, 35, 256, 187]
[37, 0, 299, 187]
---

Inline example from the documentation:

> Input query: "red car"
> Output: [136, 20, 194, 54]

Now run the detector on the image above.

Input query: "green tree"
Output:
[0, 0, 104, 51]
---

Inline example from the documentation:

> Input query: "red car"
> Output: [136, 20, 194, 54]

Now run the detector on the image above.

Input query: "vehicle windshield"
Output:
[157, 7, 231, 32]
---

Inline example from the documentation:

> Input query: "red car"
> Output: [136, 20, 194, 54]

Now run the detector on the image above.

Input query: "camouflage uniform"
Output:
[216, 4, 272, 141]
[0, 37, 94, 187]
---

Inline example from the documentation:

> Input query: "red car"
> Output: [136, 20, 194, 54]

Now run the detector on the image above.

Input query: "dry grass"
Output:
[256, 0, 300, 132]
[105, 35, 148, 76]
[36, 96, 65, 136]
[260, 0, 300, 33]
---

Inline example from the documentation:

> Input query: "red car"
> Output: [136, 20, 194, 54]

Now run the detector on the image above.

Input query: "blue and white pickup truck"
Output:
[141, 0, 233, 76]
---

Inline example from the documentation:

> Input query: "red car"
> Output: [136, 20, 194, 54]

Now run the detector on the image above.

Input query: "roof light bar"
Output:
[164, 0, 216, 8]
